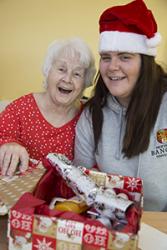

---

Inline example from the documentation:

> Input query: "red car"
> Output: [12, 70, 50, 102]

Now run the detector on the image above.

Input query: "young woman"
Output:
[74, 0, 167, 211]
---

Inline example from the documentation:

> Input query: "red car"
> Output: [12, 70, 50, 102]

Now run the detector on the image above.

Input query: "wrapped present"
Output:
[8, 153, 143, 250]
[46, 154, 134, 212]
[0, 160, 45, 215]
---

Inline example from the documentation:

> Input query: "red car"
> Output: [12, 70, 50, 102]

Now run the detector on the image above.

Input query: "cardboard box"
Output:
[8, 167, 143, 250]
[0, 162, 45, 215]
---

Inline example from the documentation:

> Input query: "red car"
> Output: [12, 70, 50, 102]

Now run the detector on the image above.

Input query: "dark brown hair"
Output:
[86, 55, 167, 158]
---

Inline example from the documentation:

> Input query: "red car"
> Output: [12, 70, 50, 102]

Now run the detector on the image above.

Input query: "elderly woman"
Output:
[0, 37, 96, 176]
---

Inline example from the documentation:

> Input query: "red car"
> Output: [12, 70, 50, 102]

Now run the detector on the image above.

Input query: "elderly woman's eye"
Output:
[74, 72, 83, 78]
[58, 67, 65, 72]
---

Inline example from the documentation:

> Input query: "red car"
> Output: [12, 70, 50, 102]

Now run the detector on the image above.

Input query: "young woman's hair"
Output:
[87, 55, 167, 158]
[42, 37, 96, 87]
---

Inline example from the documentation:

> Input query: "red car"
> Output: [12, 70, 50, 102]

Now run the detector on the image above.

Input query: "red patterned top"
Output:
[0, 93, 81, 161]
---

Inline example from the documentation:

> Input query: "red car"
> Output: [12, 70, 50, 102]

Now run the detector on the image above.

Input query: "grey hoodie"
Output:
[74, 93, 167, 211]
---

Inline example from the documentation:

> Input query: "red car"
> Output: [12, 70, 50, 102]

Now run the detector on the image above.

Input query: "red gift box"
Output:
[8, 157, 143, 250]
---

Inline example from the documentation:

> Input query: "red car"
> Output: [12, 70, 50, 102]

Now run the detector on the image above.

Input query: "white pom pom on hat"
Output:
[146, 32, 162, 48]
[99, 0, 162, 56]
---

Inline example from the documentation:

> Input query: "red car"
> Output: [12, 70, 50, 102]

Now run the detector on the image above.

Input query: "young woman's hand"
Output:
[0, 142, 29, 176]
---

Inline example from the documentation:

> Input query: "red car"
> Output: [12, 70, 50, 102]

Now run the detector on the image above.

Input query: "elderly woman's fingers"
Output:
[19, 151, 29, 173]
[0, 142, 29, 176]
[0, 151, 12, 175]
[6, 154, 20, 176]
[6, 146, 29, 175]
[0, 146, 6, 170]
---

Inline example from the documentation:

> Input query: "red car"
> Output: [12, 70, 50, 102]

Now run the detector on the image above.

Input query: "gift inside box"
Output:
[33, 156, 142, 233]
[8, 154, 143, 250]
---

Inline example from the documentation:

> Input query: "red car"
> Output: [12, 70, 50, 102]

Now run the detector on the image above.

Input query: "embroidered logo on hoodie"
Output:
[157, 129, 167, 143]
[151, 129, 167, 158]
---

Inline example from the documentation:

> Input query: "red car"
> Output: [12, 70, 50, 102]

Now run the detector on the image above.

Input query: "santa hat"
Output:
[99, 0, 161, 56]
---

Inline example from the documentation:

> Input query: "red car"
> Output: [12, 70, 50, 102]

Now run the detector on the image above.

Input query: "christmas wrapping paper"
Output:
[0, 161, 45, 215]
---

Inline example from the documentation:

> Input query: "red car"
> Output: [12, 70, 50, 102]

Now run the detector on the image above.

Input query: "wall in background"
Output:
[0, 0, 167, 100]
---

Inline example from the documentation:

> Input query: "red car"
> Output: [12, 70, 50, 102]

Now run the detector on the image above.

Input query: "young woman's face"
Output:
[99, 51, 141, 107]
[46, 53, 85, 107]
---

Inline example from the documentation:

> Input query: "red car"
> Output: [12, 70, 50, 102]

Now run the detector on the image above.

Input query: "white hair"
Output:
[42, 37, 96, 87]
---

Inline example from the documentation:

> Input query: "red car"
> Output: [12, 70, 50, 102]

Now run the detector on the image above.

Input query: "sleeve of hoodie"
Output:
[73, 108, 96, 169]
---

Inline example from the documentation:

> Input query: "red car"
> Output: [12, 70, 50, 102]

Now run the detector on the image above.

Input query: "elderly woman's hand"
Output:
[0, 142, 29, 176]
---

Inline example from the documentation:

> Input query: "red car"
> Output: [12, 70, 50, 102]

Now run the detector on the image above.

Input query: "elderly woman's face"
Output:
[46, 53, 85, 106]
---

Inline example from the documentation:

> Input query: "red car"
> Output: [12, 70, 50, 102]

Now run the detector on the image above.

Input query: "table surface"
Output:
[141, 211, 167, 234]
[0, 212, 167, 250]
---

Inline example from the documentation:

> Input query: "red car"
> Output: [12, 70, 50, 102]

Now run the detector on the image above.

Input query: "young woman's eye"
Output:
[120, 54, 132, 61]
[101, 56, 110, 60]
[101, 56, 111, 62]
